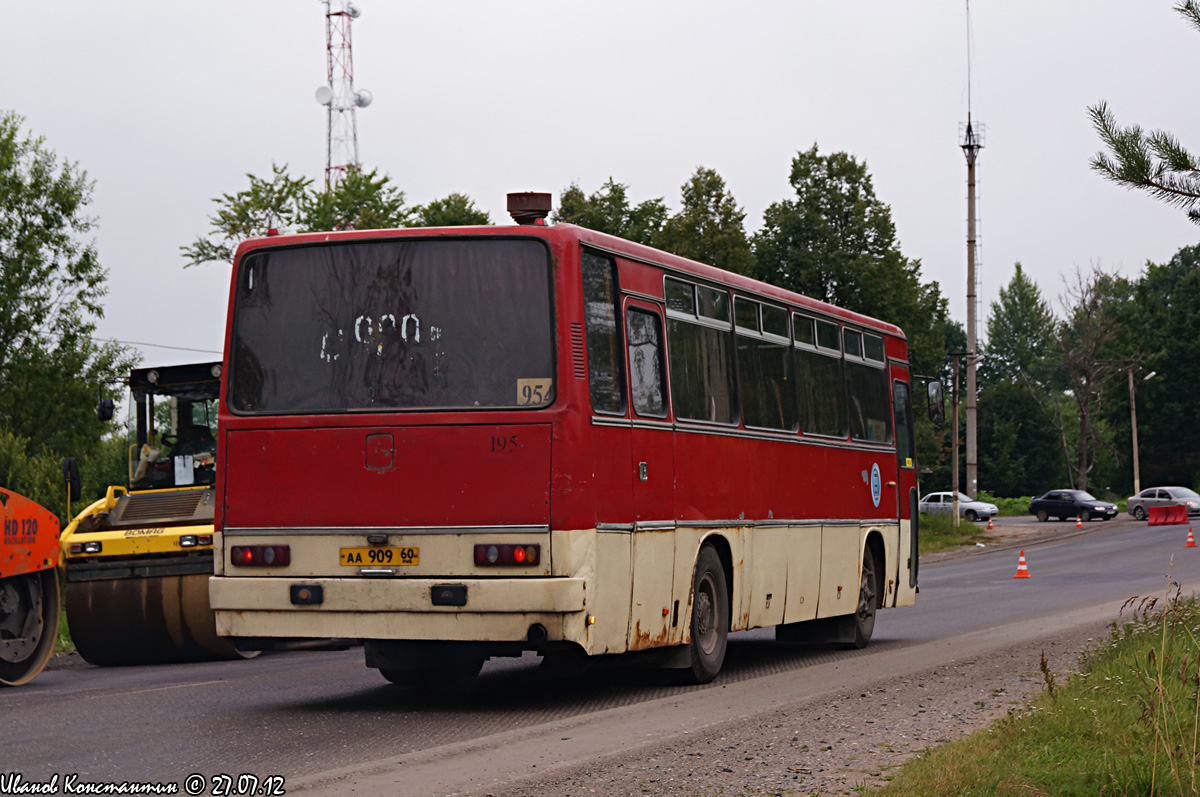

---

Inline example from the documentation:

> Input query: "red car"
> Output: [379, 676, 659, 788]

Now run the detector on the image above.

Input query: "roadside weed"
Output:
[876, 575, 1200, 795]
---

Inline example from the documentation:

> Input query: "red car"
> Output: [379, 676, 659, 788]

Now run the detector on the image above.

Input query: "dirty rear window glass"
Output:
[229, 238, 554, 413]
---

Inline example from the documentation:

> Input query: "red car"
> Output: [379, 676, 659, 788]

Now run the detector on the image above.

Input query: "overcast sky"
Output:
[4, 1, 1198, 368]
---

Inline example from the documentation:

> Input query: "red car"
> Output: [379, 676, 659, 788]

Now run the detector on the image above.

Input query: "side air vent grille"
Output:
[116, 491, 208, 523]
[570, 323, 586, 379]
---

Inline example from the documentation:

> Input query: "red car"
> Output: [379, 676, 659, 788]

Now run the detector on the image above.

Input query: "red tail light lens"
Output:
[230, 545, 290, 567]
[473, 544, 540, 567]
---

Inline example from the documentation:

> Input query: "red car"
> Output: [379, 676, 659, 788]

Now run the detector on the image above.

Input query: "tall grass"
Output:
[919, 512, 986, 554]
[976, 490, 1031, 517]
[877, 572, 1200, 795]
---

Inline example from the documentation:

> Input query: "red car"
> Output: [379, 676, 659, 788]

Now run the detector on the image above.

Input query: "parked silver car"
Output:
[918, 491, 999, 522]
[1126, 486, 1200, 520]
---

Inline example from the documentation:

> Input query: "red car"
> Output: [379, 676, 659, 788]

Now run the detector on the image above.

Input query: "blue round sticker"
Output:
[870, 463, 882, 507]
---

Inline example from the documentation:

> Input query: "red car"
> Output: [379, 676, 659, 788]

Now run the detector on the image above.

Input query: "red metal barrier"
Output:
[1148, 505, 1188, 525]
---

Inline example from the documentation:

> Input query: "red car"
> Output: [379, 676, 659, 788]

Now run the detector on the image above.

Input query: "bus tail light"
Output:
[230, 545, 291, 567]
[473, 544, 540, 567]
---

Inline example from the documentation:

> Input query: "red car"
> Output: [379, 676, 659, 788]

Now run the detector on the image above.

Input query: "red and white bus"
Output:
[210, 194, 920, 685]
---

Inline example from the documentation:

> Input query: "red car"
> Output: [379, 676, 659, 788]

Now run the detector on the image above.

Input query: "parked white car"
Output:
[919, 491, 999, 522]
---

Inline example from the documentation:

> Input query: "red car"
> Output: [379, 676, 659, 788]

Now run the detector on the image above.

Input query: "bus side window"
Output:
[846, 329, 892, 444]
[665, 280, 736, 425]
[794, 314, 846, 437]
[582, 252, 626, 415]
[735, 299, 796, 432]
[626, 308, 667, 418]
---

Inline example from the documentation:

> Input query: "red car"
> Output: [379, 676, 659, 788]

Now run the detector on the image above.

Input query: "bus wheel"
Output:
[379, 655, 483, 689]
[680, 545, 729, 685]
[839, 546, 878, 650]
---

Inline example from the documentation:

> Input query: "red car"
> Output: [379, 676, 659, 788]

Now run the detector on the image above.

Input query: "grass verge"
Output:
[876, 579, 1200, 795]
[918, 512, 986, 555]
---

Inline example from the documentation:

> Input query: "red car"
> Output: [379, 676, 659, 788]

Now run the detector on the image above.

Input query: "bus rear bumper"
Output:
[210, 575, 586, 642]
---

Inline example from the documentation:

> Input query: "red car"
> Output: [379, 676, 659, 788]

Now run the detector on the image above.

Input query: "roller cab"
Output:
[60, 362, 253, 666]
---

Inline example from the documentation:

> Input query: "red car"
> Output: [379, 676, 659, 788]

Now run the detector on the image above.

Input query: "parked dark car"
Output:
[1028, 490, 1118, 522]
[1126, 486, 1200, 520]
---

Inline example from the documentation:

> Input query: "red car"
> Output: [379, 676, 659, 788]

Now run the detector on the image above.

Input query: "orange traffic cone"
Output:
[987, 516, 994, 531]
[1014, 550, 1031, 579]
[1187, 528, 1197, 548]
[1075, 516, 1083, 529]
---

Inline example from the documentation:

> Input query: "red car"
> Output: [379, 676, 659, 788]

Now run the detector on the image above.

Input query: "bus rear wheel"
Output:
[679, 545, 729, 685]
[837, 546, 878, 650]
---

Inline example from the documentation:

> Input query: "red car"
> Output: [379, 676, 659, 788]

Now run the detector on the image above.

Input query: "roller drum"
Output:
[66, 574, 256, 666]
[0, 569, 60, 686]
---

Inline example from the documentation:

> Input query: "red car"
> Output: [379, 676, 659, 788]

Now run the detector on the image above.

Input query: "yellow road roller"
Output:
[60, 362, 256, 666]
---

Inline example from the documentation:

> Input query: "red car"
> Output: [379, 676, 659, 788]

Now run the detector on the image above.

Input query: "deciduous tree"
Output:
[551, 179, 667, 246]
[181, 163, 311, 267]
[1050, 266, 1135, 492]
[752, 145, 950, 375]
[412, 192, 491, 227]
[301, 165, 411, 232]
[656, 167, 753, 276]
[0, 110, 136, 465]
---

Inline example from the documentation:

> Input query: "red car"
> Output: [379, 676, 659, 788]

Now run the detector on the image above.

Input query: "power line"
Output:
[95, 337, 221, 355]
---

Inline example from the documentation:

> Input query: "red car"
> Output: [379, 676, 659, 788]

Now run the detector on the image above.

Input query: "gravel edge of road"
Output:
[479, 619, 1109, 797]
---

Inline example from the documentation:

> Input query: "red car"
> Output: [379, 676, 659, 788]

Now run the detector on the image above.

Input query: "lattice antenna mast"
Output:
[315, 0, 372, 191]
[959, 0, 984, 500]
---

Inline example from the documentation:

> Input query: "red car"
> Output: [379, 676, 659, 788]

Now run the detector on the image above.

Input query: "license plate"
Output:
[339, 547, 418, 566]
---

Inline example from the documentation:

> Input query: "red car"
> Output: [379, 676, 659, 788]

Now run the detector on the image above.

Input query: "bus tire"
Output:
[680, 545, 729, 685]
[379, 655, 483, 689]
[838, 545, 878, 650]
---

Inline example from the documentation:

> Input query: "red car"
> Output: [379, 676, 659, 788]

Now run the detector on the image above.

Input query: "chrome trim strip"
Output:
[671, 423, 895, 453]
[621, 288, 663, 303]
[597, 523, 634, 533]
[635, 520, 676, 530]
[359, 568, 396, 576]
[591, 416, 633, 429]
[588, 415, 896, 453]
[661, 518, 897, 529]
[223, 525, 550, 537]
[666, 310, 733, 333]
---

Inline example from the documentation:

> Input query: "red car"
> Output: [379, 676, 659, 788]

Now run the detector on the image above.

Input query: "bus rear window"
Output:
[229, 238, 554, 413]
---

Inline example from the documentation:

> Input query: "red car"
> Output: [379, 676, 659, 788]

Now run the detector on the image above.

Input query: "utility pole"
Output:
[1129, 369, 1157, 495]
[952, 353, 961, 529]
[960, 1, 984, 499]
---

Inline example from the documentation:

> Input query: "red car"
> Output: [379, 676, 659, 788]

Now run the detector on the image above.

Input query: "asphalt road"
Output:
[3, 515, 1195, 794]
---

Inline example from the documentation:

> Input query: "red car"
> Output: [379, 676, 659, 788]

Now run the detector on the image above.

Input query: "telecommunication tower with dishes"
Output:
[315, 0, 373, 190]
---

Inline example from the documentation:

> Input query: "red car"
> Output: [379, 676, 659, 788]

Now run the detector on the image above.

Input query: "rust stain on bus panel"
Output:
[629, 618, 671, 650]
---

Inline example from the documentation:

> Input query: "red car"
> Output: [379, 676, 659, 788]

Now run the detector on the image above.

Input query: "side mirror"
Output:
[96, 398, 115, 422]
[62, 457, 82, 503]
[927, 381, 946, 424]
